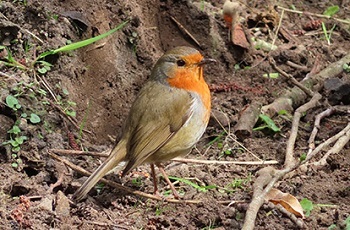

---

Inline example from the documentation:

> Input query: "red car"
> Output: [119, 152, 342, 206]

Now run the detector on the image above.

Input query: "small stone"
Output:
[38, 197, 53, 212]
[55, 190, 70, 217]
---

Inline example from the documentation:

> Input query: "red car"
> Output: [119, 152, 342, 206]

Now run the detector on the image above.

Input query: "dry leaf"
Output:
[265, 188, 305, 219]
[231, 24, 250, 49]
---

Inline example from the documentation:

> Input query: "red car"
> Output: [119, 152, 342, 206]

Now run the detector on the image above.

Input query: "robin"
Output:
[73, 46, 215, 201]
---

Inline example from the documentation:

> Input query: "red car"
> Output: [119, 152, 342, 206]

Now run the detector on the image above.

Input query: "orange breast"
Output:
[167, 67, 211, 115]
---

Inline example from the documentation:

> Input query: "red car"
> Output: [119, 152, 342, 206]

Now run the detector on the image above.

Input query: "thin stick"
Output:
[48, 152, 201, 204]
[0, 12, 44, 44]
[285, 93, 322, 167]
[48, 99, 92, 134]
[50, 148, 278, 165]
[170, 16, 202, 48]
[277, 6, 350, 25]
[271, 7, 284, 48]
[269, 57, 314, 97]
[0, 71, 21, 81]
[173, 157, 278, 165]
[305, 122, 350, 162]
[37, 75, 58, 103]
[286, 61, 309, 71]
[314, 126, 350, 166]
[308, 108, 335, 152]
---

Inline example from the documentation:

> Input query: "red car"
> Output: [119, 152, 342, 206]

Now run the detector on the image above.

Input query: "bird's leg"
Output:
[150, 164, 160, 196]
[156, 163, 180, 199]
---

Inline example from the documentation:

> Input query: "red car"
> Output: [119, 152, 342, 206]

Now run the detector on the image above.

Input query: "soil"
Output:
[0, 0, 349, 229]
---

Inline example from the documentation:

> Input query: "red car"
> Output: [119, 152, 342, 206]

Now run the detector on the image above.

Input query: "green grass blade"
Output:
[168, 176, 217, 192]
[37, 20, 129, 60]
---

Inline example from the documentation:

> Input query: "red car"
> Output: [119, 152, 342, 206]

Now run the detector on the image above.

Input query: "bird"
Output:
[73, 46, 215, 201]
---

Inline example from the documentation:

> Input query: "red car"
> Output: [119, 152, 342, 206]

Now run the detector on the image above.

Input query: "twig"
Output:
[211, 109, 264, 162]
[37, 75, 58, 103]
[48, 151, 201, 204]
[266, 203, 304, 228]
[48, 170, 65, 193]
[285, 61, 309, 71]
[22, 28, 44, 45]
[269, 57, 314, 97]
[305, 122, 350, 162]
[285, 93, 322, 167]
[50, 148, 278, 165]
[170, 16, 202, 48]
[313, 122, 350, 166]
[48, 99, 92, 134]
[271, 7, 284, 48]
[277, 6, 350, 25]
[262, 53, 350, 118]
[0, 71, 21, 81]
[172, 157, 278, 165]
[308, 108, 335, 152]
[0, 12, 44, 44]
[242, 94, 321, 229]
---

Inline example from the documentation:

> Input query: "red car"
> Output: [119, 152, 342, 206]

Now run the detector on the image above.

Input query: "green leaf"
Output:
[66, 110, 76, 117]
[278, 110, 288, 115]
[62, 88, 69, 95]
[343, 63, 350, 73]
[29, 113, 41, 124]
[168, 176, 217, 192]
[11, 162, 18, 168]
[299, 153, 307, 162]
[328, 224, 337, 230]
[37, 21, 129, 60]
[67, 101, 76, 106]
[6, 95, 19, 109]
[37, 67, 48, 74]
[262, 73, 279, 79]
[10, 140, 19, 147]
[12, 146, 20, 152]
[345, 216, 350, 230]
[8, 125, 21, 135]
[300, 198, 314, 217]
[37, 60, 53, 67]
[15, 137, 25, 145]
[254, 114, 281, 133]
[323, 5, 339, 17]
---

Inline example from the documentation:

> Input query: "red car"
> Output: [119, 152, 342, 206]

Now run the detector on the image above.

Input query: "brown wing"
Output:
[122, 81, 194, 176]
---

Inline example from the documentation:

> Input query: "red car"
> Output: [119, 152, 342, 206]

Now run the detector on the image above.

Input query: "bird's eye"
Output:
[176, 59, 186, 66]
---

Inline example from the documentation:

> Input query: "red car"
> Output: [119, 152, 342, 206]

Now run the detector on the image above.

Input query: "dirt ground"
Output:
[0, 0, 349, 229]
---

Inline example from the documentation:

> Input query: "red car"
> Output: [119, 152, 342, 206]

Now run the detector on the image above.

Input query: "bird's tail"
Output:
[72, 142, 126, 201]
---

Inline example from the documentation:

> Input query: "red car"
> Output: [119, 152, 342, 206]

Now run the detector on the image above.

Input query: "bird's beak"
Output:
[198, 58, 217, 66]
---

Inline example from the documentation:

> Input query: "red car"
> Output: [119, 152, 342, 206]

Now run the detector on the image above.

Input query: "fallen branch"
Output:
[262, 53, 350, 118]
[233, 101, 262, 140]
[242, 93, 322, 229]
[170, 16, 202, 48]
[285, 93, 322, 167]
[269, 57, 314, 97]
